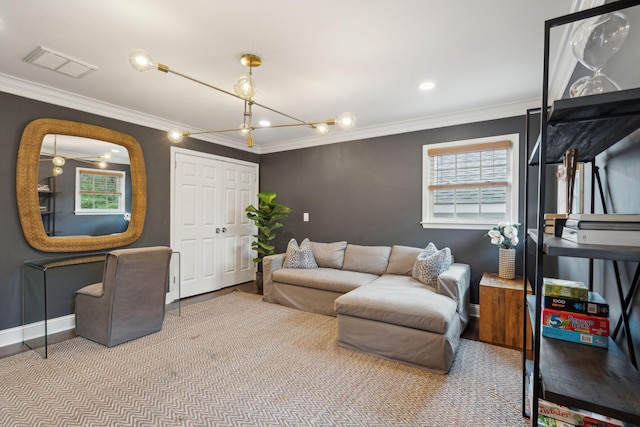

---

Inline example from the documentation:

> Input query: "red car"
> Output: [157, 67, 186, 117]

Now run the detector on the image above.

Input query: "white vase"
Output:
[498, 248, 516, 279]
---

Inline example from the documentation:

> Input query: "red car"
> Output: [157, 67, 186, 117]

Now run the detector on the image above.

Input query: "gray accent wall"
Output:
[0, 91, 258, 331]
[260, 116, 528, 304]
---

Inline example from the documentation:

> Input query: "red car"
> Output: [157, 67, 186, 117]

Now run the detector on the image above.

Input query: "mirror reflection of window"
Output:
[75, 168, 127, 214]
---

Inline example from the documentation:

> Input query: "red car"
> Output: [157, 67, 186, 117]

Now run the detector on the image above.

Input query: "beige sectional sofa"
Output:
[262, 241, 471, 373]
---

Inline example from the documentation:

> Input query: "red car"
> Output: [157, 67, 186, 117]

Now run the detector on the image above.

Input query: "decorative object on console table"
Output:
[486, 222, 519, 279]
[479, 273, 532, 358]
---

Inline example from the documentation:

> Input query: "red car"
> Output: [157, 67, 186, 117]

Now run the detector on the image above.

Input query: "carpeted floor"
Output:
[0, 291, 528, 426]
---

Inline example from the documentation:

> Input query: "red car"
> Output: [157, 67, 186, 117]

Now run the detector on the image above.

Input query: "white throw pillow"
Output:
[283, 238, 318, 269]
[412, 242, 452, 288]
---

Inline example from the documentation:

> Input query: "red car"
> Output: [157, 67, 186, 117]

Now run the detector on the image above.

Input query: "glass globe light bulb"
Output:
[97, 160, 108, 169]
[337, 112, 356, 130]
[52, 156, 65, 166]
[167, 128, 185, 144]
[53, 166, 63, 176]
[234, 75, 257, 99]
[316, 123, 330, 136]
[129, 49, 157, 72]
[101, 153, 112, 160]
[238, 124, 250, 137]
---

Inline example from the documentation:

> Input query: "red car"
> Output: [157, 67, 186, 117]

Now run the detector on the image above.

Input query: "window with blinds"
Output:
[422, 134, 519, 229]
[75, 168, 126, 214]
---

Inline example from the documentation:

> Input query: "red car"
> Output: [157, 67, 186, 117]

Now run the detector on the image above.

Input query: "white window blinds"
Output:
[426, 140, 511, 222]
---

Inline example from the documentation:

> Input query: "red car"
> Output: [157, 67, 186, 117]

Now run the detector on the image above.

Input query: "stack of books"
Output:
[543, 213, 568, 235]
[561, 213, 640, 246]
[540, 277, 609, 349]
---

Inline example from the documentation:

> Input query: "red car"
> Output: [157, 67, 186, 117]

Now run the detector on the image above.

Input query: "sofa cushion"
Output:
[310, 241, 347, 269]
[342, 244, 391, 275]
[386, 245, 423, 275]
[283, 238, 318, 269]
[372, 274, 425, 288]
[272, 268, 379, 294]
[334, 284, 457, 334]
[412, 243, 452, 288]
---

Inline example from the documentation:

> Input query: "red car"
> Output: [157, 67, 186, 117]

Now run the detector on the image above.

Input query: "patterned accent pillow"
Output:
[283, 238, 318, 269]
[411, 242, 452, 288]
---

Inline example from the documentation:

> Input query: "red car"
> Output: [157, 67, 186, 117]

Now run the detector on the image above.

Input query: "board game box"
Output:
[543, 277, 588, 300]
[543, 291, 609, 317]
[541, 326, 609, 348]
[542, 307, 609, 336]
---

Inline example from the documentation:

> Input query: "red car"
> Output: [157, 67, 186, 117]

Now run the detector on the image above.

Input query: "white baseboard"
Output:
[0, 314, 76, 348]
[470, 303, 479, 318]
[1, 300, 177, 349]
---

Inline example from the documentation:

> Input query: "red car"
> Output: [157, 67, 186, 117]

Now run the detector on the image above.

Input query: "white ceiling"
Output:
[1, 0, 584, 153]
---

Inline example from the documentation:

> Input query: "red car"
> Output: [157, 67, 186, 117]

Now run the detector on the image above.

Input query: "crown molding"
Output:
[1, 72, 543, 155]
[0, 73, 254, 152]
[259, 98, 541, 154]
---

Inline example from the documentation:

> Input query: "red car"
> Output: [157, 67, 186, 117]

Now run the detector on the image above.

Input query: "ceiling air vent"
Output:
[23, 46, 98, 78]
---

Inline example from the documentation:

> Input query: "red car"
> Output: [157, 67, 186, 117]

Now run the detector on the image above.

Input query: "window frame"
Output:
[74, 167, 127, 215]
[421, 133, 519, 230]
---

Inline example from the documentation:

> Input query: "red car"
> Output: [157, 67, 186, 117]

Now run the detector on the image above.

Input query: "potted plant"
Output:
[245, 191, 290, 291]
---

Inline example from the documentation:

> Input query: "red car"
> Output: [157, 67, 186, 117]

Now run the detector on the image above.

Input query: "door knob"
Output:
[222, 227, 227, 233]
[216, 228, 221, 233]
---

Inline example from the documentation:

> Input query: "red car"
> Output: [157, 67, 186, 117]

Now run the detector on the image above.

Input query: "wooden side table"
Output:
[479, 272, 532, 357]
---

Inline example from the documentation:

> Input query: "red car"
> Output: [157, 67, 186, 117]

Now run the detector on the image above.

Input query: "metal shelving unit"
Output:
[524, 1, 640, 425]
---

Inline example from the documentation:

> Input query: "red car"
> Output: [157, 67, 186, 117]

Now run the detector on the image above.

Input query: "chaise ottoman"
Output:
[334, 283, 463, 374]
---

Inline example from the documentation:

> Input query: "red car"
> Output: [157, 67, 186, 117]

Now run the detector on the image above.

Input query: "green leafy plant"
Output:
[245, 192, 291, 264]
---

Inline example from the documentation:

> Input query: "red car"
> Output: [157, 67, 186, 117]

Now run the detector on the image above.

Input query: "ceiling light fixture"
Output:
[129, 49, 356, 147]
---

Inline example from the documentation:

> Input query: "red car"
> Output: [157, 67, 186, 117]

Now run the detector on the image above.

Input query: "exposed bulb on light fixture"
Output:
[167, 128, 185, 143]
[52, 156, 65, 167]
[101, 153, 112, 160]
[315, 123, 330, 136]
[97, 160, 108, 169]
[337, 112, 356, 130]
[129, 49, 157, 72]
[238, 124, 250, 137]
[53, 166, 63, 176]
[234, 75, 257, 99]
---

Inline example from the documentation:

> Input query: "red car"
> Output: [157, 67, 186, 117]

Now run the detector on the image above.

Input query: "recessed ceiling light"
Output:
[419, 81, 436, 91]
[258, 120, 271, 127]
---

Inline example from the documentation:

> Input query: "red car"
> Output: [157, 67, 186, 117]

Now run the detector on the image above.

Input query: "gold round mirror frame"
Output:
[17, 118, 147, 252]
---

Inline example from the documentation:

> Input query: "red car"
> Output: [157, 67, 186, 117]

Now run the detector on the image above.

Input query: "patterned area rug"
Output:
[0, 291, 528, 426]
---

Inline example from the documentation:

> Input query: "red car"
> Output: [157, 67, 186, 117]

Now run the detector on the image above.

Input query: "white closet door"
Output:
[218, 161, 256, 288]
[173, 150, 257, 298]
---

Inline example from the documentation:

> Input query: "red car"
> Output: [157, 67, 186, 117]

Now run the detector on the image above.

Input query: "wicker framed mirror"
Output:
[17, 118, 147, 252]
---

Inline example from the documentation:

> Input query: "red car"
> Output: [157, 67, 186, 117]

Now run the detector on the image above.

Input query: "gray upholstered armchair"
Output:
[75, 246, 173, 347]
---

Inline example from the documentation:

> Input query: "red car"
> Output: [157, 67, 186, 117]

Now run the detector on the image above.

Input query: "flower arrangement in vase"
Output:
[486, 222, 519, 279]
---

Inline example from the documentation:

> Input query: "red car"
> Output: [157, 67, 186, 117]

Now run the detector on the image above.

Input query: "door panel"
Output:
[173, 150, 257, 297]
